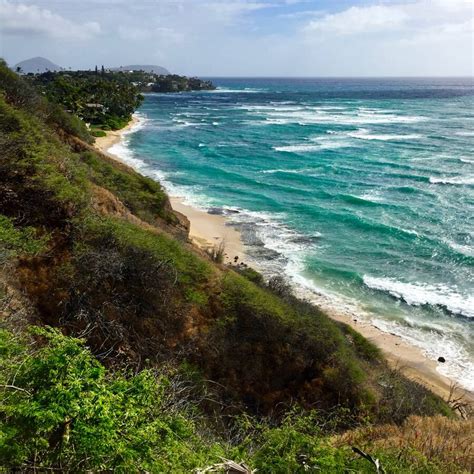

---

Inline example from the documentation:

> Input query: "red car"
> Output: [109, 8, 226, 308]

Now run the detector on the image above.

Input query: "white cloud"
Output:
[303, 0, 473, 38]
[118, 25, 183, 43]
[0, 0, 101, 40]
[1, 0, 472, 75]
[305, 5, 408, 35]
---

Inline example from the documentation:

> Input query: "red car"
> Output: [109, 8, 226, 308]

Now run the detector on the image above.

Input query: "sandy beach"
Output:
[94, 118, 473, 406]
[94, 117, 246, 266]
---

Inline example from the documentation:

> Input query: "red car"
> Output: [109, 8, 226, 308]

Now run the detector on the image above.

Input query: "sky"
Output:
[0, 0, 473, 76]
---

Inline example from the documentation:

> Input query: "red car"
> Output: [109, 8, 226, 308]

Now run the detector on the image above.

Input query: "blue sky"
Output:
[1, 0, 473, 76]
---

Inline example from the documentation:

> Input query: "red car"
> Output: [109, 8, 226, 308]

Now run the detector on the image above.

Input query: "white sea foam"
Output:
[247, 105, 426, 127]
[447, 241, 474, 257]
[455, 131, 474, 137]
[347, 129, 423, 141]
[363, 276, 474, 318]
[209, 87, 262, 93]
[283, 267, 474, 392]
[261, 168, 308, 174]
[274, 144, 323, 153]
[371, 317, 474, 392]
[429, 176, 474, 185]
[171, 118, 202, 128]
[274, 135, 351, 153]
[357, 191, 385, 203]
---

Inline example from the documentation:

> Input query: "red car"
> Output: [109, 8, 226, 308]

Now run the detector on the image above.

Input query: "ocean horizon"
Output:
[110, 77, 474, 391]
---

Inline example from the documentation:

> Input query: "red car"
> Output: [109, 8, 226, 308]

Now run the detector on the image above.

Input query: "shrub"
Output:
[91, 129, 107, 137]
[206, 240, 225, 263]
[234, 266, 264, 285]
[0, 215, 48, 261]
[80, 151, 173, 223]
[0, 96, 89, 226]
[0, 326, 224, 472]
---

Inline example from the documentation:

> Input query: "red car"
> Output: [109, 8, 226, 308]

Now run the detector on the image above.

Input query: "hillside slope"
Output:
[0, 60, 471, 472]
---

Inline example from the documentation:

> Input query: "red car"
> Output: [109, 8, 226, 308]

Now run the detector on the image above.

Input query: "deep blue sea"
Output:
[110, 78, 474, 390]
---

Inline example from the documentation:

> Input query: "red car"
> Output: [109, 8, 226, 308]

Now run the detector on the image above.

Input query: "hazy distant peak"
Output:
[111, 64, 170, 75]
[13, 57, 63, 74]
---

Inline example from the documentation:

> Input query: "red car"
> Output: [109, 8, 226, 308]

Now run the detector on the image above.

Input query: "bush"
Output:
[91, 129, 107, 137]
[80, 151, 174, 223]
[206, 240, 225, 263]
[45, 102, 93, 143]
[0, 215, 48, 261]
[234, 266, 264, 285]
[0, 96, 89, 227]
[0, 326, 224, 472]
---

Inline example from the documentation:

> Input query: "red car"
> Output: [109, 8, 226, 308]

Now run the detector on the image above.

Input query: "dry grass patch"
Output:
[334, 415, 473, 472]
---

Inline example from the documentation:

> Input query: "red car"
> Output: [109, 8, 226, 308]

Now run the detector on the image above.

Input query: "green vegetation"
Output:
[0, 215, 48, 261]
[150, 74, 215, 92]
[0, 327, 470, 472]
[0, 327, 224, 472]
[90, 129, 106, 137]
[0, 60, 92, 143]
[22, 68, 214, 131]
[80, 150, 175, 223]
[0, 60, 471, 472]
[27, 70, 143, 129]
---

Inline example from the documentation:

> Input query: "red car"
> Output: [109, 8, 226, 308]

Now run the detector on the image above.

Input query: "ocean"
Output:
[109, 77, 474, 391]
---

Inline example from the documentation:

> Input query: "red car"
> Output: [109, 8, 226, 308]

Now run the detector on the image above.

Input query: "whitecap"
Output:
[261, 168, 314, 175]
[209, 87, 262, 93]
[358, 191, 385, 203]
[447, 241, 474, 257]
[429, 176, 474, 185]
[274, 137, 351, 153]
[348, 129, 423, 141]
[363, 276, 474, 318]
[274, 144, 322, 153]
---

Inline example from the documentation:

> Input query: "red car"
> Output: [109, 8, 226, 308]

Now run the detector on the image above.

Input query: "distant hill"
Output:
[13, 57, 62, 74]
[111, 64, 170, 75]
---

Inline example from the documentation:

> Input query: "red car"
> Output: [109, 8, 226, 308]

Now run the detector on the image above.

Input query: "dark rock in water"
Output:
[248, 246, 282, 261]
[207, 207, 224, 215]
[290, 234, 321, 244]
[240, 225, 264, 247]
[438, 357, 446, 363]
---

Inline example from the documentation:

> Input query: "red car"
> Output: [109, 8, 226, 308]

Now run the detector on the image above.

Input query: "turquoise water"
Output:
[111, 78, 474, 390]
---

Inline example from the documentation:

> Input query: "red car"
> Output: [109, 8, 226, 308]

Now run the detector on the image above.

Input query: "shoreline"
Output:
[94, 117, 247, 266]
[94, 116, 473, 405]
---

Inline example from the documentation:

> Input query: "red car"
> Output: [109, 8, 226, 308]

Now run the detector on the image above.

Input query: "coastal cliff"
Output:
[0, 61, 471, 472]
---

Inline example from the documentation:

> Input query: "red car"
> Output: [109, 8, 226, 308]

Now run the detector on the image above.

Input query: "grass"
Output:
[0, 95, 90, 226]
[80, 151, 174, 223]
[334, 415, 474, 473]
[80, 215, 212, 288]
